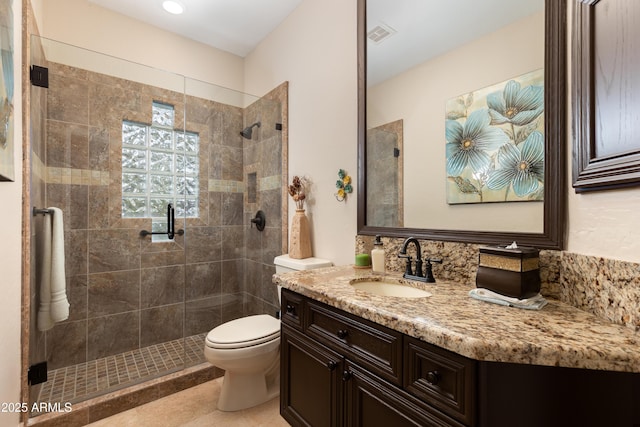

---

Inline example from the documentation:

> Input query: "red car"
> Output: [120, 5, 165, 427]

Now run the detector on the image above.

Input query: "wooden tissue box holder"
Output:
[476, 245, 540, 299]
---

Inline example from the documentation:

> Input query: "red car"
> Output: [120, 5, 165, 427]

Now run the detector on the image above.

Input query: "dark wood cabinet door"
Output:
[281, 325, 343, 427]
[344, 362, 460, 427]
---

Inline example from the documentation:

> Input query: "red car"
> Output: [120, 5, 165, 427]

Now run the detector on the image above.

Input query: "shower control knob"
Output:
[250, 210, 266, 231]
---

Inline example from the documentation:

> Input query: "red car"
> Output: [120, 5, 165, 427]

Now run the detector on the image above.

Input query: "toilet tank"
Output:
[274, 255, 333, 306]
[274, 254, 333, 273]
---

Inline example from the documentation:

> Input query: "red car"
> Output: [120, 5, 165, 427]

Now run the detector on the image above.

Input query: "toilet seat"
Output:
[205, 314, 280, 349]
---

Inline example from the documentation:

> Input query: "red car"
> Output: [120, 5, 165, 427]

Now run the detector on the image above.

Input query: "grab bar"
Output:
[139, 204, 184, 239]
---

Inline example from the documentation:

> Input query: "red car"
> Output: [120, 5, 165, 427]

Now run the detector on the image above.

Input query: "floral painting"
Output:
[445, 69, 544, 204]
[0, 0, 14, 181]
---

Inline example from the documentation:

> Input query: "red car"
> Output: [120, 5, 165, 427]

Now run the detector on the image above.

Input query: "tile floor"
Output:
[35, 333, 207, 413]
[85, 377, 289, 426]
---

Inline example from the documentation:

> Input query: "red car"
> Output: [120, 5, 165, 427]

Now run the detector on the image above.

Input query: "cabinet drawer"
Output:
[281, 289, 304, 330]
[306, 300, 403, 385]
[404, 336, 476, 426]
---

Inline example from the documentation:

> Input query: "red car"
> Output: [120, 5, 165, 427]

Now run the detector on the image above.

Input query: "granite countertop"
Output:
[273, 265, 640, 373]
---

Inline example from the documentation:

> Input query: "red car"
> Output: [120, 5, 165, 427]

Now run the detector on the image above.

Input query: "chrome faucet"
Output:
[398, 237, 442, 283]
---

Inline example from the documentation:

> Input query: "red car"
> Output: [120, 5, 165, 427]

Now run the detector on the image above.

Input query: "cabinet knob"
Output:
[286, 304, 295, 315]
[327, 361, 337, 371]
[342, 370, 352, 381]
[337, 329, 348, 339]
[426, 370, 441, 385]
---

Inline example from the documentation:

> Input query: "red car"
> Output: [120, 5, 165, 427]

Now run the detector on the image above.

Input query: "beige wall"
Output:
[1, 1, 23, 424]
[33, 0, 245, 93]
[244, 0, 358, 266]
[368, 12, 544, 233]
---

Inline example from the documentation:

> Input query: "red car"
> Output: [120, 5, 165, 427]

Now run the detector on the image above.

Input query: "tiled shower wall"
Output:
[242, 84, 288, 318]
[30, 58, 286, 371]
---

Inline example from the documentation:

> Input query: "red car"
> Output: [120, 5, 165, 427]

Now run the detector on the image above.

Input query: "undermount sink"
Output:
[349, 278, 432, 298]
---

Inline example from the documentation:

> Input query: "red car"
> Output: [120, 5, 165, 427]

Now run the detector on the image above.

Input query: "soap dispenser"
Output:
[371, 235, 385, 274]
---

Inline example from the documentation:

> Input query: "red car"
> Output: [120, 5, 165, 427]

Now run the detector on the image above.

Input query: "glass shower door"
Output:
[28, 35, 191, 415]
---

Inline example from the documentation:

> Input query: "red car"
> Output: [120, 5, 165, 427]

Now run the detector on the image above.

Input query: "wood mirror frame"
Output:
[357, 0, 567, 250]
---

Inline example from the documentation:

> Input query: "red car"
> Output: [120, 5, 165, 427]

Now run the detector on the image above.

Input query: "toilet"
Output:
[204, 254, 332, 411]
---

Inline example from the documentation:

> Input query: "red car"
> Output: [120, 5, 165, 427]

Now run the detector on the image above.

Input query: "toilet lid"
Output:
[205, 314, 280, 349]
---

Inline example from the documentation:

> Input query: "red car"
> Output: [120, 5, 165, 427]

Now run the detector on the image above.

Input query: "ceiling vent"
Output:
[367, 23, 397, 44]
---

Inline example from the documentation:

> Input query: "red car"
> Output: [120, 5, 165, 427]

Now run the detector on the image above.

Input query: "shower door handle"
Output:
[139, 203, 184, 239]
[167, 203, 175, 240]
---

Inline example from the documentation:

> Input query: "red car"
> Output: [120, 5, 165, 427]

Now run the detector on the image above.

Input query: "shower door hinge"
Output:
[28, 361, 48, 385]
[30, 65, 49, 88]
[393, 148, 400, 157]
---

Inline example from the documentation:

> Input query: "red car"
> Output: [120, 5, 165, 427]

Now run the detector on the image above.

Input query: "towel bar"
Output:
[33, 207, 52, 216]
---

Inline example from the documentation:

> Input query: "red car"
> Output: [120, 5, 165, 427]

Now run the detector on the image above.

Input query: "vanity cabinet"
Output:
[280, 289, 469, 427]
[280, 288, 640, 427]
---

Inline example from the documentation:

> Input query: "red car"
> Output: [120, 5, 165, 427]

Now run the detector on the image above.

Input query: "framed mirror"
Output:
[357, 0, 567, 250]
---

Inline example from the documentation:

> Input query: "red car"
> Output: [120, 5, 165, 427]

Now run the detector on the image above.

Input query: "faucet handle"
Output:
[398, 254, 413, 276]
[424, 258, 442, 283]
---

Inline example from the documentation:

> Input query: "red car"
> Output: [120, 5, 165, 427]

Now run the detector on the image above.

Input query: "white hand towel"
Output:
[37, 207, 69, 331]
[469, 288, 548, 310]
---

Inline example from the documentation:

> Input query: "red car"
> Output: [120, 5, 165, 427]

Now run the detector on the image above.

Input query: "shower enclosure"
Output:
[27, 35, 287, 419]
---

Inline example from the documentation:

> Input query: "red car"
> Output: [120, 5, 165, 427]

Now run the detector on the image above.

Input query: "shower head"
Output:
[240, 122, 261, 140]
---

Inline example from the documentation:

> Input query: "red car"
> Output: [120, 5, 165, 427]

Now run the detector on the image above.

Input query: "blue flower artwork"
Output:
[445, 69, 544, 204]
[0, 0, 14, 181]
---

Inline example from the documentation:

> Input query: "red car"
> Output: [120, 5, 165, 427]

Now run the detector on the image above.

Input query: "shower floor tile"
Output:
[34, 333, 207, 414]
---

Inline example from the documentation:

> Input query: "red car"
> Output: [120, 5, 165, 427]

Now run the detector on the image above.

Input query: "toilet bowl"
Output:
[204, 254, 332, 412]
[204, 314, 281, 411]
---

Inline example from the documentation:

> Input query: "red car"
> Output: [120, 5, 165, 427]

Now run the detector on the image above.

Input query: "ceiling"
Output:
[87, 0, 542, 85]
[367, 0, 544, 86]
[88, 0, 303, 57]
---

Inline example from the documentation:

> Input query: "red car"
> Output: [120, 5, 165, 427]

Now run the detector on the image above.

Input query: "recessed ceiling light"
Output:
[162, 0, 185, 15]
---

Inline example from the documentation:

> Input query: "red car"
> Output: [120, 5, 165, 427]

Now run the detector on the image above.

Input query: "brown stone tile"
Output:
[88, 229, 141, 273]
[185, 297, 223, 336]
[222, 226, 244, 260]
[88, 312, 140, 360]
[222, 192, 243, 226]
[88, 185, 109, 230]
[46, 320, 87, 370]
[185, 261, 221, 300]
[47, 73, 89, 124]
[262, 225, 283, 266]
[208, 192, 222, 226]
[89, 126, 110, 171]
[185, 226, 221, 264]
[67, 274, 88, 322]
[260, 263, 278, 307]
[140, 248, 185, 269]
[66, 230, 88, 277]
[140, 305, 184, 347]
[221, 259, 244, 295]
[88, 270, 140, 317]
[141, 265, 185, 308]
[46, 121, 89, 169]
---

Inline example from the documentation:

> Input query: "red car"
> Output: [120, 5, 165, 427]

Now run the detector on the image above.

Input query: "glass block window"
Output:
[122, 102, 199, 227]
